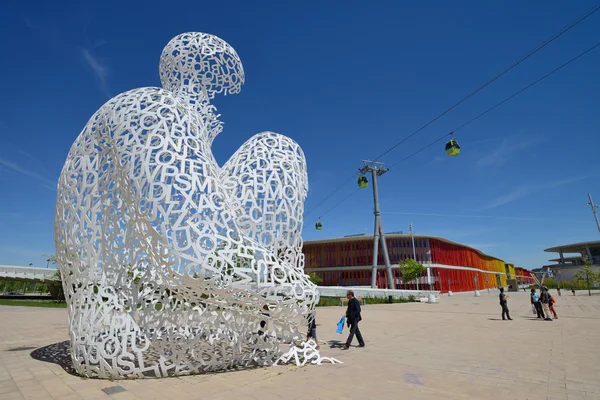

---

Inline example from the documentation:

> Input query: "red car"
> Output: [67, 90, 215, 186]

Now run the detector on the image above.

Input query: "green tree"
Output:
[574, 257, 600, 296]
[42, 254, 58, 266]
[399, 258, 425, 283]
[308, 272, 323, 285]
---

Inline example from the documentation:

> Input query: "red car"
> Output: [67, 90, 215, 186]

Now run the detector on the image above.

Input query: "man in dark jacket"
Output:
[342, 290, 365, 350]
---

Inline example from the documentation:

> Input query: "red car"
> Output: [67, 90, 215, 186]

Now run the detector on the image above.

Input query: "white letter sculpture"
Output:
[54, 32, 339, 379]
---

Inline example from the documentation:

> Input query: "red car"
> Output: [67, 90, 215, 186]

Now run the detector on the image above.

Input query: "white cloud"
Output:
[23, 17, 36, 29]
[429, 155, 446, 164]
[383, 211, 539, 221]
[0, 245, 49, 264]
[0, 156, 56, 190]
[439, 227, 498, 239]
[479, 175, 590, 211]
[476, 137, 541, 167]
[0, 212, 21, 217]
[464, 243, 503, 252]
[81, 48, 110, 97]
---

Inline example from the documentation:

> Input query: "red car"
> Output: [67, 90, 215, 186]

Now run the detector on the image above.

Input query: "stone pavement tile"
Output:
[56, 395, 84, 400]
[38, 379, 80, 398]
[563, 388, 589, 398]
[583, 383, 600, 394]
[110, 391, 143, 400]
[11, 372, 34, 382]
[66, 380, 104, 393]
[30, 370, 57, 381]
[152, 386, 202, 400]
[58, 374, 88, 386]
[17, 388, 53, 400]
[518, 394, 549, 400]
[2, 393, 25, 400]
[117, 388, 164, 400]
[565, 382, 587, 392]
[70, 387, 110, 399]
[545, 394, 569, 400]
[0, 382, 20, 394]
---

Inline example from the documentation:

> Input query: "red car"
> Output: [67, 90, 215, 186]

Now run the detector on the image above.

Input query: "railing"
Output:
[0, 265, 59, 282]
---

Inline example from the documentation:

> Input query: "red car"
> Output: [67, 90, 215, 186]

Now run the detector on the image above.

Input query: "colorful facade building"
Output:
[303, 234, 534, 292]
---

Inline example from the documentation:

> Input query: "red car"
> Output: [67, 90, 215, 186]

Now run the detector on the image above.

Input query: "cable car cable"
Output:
[372, 2, 600, 163]
[305, 172, 357, 217]
[318, 188, 361, 220]
[451, 41, 600, 134]
[316, 40, 600, 219]
[389, 40, 600, 169]
[304, 4, 600, 218]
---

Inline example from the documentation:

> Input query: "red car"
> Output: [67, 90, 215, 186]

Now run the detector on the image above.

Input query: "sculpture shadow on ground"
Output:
[29, 340, 275, 379]
[30, 341, 78, 376]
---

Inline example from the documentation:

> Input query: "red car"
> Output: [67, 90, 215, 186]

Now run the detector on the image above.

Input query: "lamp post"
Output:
[410, 223, 418, 291]
[586, 193, 600, 233]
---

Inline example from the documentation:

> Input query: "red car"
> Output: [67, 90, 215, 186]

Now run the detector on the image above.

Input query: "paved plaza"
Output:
[1, 290, 599, 400]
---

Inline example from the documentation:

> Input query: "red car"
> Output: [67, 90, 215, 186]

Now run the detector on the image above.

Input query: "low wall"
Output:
[0, 294, 53, 300]
[317, 286, 439, 299]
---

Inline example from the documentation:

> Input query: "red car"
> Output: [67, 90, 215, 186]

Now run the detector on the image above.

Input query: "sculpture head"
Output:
[159, 32, 245, 101]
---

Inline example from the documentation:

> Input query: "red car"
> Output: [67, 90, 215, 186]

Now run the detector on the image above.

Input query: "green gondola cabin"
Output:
[357, 175, 369, 188]
[445, 139, 461, 156]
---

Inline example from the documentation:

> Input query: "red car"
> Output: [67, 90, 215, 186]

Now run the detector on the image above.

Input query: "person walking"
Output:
[341, 290, 365, 350]
[540, 287, 553, 321]
[530, 288, 544, 319]
[258, 304, 269, 336]
[548, 294, 558, 319]
[307, 314, 319, 349]
[499, 287, 512, 320]
[571, 287, 575, 296]
[557, 287, 561, 296]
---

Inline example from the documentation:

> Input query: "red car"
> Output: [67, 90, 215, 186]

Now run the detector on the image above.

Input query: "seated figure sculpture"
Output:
[54, 32, 336, 379]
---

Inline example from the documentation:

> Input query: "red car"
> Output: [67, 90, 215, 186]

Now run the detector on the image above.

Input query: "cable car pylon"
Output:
[359, 160, 395, 290]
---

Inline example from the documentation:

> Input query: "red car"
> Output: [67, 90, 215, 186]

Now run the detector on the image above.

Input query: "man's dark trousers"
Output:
[345, 321, 365, 347]
[501, 304, 510, 320]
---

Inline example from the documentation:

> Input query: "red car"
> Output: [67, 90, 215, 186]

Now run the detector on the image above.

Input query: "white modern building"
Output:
[543, 240, 600, 281]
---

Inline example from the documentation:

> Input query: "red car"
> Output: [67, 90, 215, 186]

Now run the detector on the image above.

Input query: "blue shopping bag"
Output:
[336, 316, 346, 334]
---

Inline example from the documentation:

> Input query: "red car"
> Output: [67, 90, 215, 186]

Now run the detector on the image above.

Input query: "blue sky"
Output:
[0, 0, 599, 270]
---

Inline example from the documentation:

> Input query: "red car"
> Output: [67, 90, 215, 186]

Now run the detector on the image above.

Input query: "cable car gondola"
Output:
[357, 175, 369, 188]
[315, 221, 323, 230]
[445, 132, 461, 156]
